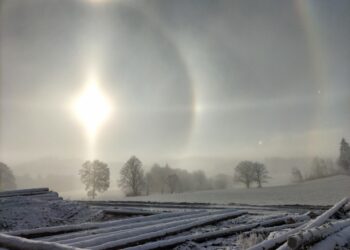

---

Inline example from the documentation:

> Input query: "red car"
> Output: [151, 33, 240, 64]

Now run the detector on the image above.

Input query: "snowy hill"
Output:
[121, 175, 350, 206]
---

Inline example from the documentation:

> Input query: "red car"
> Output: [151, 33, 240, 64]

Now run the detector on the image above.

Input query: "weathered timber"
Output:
[124, 223, 259, 250]
[309, 225, 350, 250]
[248, 197, 349, 250]
[0, 188, 50, 198]
[102, 208, 158, 216]
[0, 233, 83, 250]
[73, 210, 247, 249]
[8, 211, 199, 238]
[287, 218, 350, 249]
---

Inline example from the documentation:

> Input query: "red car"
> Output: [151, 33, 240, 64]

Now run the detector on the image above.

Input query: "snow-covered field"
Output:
[119, 175, 350, 206]
[0, 187, 350, 249]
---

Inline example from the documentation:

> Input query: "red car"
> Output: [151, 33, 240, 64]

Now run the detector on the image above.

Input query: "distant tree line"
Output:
[1, 138, 349, 198]
[79, 156, 270, 198]
[118, 156, 232, 196]
[291, 138, 350, 183]
[77, 138, 350, 198]
[0, 162, 16, 191]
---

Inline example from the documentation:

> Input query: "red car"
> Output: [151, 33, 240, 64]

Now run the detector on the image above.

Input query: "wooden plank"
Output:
[248, 197, 349, 250]
[125, 223, 259, 250]
[0, 188, 50, 198]
[309, 225, 350, 250]
[0, 233, 83, 250]
[8, 211, 198, 238]
[81, 210, 247, 249]
[53, 210, 236, 245]
[102, 208, 158, 216]
[287, 218, 350, 249]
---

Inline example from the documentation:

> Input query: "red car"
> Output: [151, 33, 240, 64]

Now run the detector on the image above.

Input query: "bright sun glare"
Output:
[73, 83, 111, 139]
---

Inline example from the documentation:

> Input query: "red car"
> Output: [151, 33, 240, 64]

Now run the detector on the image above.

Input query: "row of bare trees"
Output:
[79, 157, 270, 199]
[118, 156, 230, 196]
[78, 138, 350, 198]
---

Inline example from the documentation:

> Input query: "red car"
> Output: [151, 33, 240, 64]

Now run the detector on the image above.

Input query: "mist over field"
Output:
[0, 0, 349, 202]
[1, 1, 350, 249]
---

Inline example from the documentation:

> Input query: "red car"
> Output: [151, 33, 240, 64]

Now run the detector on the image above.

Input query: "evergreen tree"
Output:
[337, 138, 350, 172]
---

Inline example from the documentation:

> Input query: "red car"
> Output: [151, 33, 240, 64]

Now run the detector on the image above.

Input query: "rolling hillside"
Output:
[120, 175, 350, 206]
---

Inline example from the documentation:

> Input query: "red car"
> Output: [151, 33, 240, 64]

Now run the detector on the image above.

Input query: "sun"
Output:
[73, 83, 112, 138]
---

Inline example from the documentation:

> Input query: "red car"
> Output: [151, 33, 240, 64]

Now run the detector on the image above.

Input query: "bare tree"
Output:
[252, 162, 269, 188]
[309, 157, 329, 179]
[119, 156, 145, 196]
[145, 172, 153, 195]
[79, 160, 110, 199]
[234, 161, 255, 188]
[291, 167, 303, 183]
[0, 162, 16, 191]
[165, 174, 179, 193]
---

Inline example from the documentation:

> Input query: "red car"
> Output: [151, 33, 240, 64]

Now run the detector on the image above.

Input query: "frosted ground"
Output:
[1, 182, 349, 249]
[114, 175, 350, 206]
[0, 191, 100, 231]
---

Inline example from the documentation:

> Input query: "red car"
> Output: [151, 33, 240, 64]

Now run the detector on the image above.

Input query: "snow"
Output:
[68, 210, 246, 249]
[0, 186, 349, 250]
[120, 175, 350, 205]
[287, 218, 350, 249]
[248, 197, 349, 250]
[309, 225, 350, 250]
[0, 195, 100, 231]
[43, 211, 206, 244]
[10, 210, 196, 239]
[124, 223, 259, 250]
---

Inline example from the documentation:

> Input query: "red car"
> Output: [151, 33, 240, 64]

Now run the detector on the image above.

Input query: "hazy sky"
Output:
[1, 0, 349, 163]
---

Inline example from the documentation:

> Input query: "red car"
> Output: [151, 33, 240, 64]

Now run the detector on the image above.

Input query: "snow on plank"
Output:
[309, 225, 350, 250]
[248, 197, 349, 250]
[81, 210, 247, 249]
[43, 209, 238, 244]
[95, 212, 310, 250]
[244, 222, 305, 237]
[102, 208, 158, 216]
[81, 200, 231, 210]
[0, 188, 50, 198]
[125, 223, 259, 250]
[258, 212, 311, 227]
[9, 210, 200, 239]
[276, 197, 350, 250]
[67, 210, 238, 247]
[344, 202, 350, 212]
[49, 210, 213, 244]
[287, 218, 350, 249]
[0, 233, 83, 250]
[302, 197, 349, 229]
